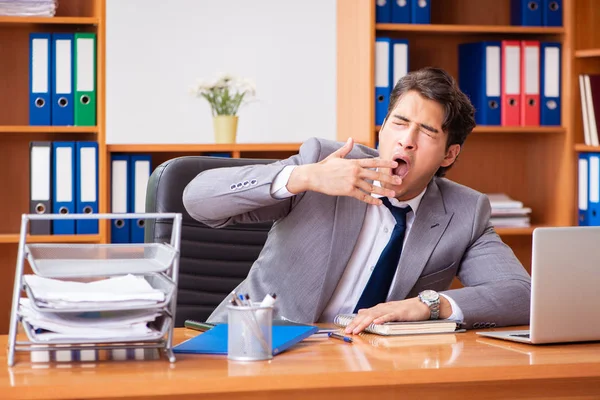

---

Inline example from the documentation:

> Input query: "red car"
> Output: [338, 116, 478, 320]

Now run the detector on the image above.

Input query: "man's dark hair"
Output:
[386, 67, 476, 177]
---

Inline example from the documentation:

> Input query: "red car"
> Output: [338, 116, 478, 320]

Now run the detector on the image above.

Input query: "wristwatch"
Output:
[418, 290, 440, 320]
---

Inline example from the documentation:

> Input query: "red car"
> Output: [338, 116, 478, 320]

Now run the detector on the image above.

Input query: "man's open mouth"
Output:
[392, 156, 410, 179]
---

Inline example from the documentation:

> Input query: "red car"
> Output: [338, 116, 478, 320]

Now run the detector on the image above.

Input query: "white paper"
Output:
[24, 274, 165, 303]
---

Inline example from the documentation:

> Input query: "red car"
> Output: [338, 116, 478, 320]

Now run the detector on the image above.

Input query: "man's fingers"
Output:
[351, 188, 383, 205]
[360, 169, 402, 187]
[357, 158, 398, 169]
[355, 179, 395, 199]
[352, 315, 376, 334]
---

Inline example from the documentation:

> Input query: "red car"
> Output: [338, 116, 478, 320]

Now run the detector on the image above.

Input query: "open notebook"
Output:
[334, 314, 463, 336]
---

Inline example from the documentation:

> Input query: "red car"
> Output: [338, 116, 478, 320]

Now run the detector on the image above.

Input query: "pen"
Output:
[328, 332, 353, 343]
[184, 320, 215, 332]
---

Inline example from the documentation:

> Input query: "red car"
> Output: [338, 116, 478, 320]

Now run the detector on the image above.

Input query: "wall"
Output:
[105, 0, 337, 144]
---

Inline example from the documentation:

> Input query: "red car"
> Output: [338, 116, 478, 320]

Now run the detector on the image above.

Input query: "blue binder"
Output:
[52, 142, 76, 235]
[51, 33, 74, 126]
[579, 153, 590, 226]
[411, 0, 430, 24]
[173, 323, 319, 356]
[511, 0, 542, 26]
[29, 33, 52, 126]
[111, 154, 131, 243]
[540, 42, 561, 126]
[588, 153, 600, 226]
[542, 0, 562, 26]
[391, 0, 411, 23]
[129, 154, 152, 243]
[376, 0, 392, 23]
[75, 141, 99, 234]
[375, 37, 392, 126]
[458, 42, 502, 126]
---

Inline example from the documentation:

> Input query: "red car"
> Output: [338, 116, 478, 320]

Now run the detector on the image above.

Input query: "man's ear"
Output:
[440, 144, 461, 168]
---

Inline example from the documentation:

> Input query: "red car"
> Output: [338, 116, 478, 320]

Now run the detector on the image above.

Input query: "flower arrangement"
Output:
[191, 73, 256, 116]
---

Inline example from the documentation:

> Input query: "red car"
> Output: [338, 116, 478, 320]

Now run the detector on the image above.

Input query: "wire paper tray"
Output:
[20, 314, 172, 345]
[23, 272, 176, 313]
[25, 243, 178, 278]
[7, 212, 183, 366]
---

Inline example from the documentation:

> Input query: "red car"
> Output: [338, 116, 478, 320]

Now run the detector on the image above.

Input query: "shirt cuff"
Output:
[440, 293, 464, 322]
[270, 165, 297, 199]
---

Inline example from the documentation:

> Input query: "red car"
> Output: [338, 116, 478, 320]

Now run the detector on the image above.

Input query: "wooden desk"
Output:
[2, 327, 600, 399]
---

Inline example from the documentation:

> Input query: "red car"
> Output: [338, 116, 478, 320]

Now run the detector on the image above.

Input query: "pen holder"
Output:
[227, 304, 273, 361]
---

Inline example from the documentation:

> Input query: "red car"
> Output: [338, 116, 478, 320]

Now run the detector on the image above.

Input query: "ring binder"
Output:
[7, 212, 182, 367]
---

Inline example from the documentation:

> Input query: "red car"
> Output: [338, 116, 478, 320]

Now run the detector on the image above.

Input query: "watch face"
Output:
[420, 290, 439, 302]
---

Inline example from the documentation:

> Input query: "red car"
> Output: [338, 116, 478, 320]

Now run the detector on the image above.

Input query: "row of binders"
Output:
[459, 41, 561, 127]
[578, 74, 600, 147]
[110, 154, 153, 244]
[374, 38, 562, 127]
[29, 141, 98, 236]
[375, 0, 562, 27]
[511, 0, 562, 27]
[375, 0, 430, 24]
[29, 33, 97, 126]
[578, 153, 600, 226]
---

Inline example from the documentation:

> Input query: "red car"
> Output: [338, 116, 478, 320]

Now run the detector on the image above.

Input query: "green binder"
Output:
[74, 33, 96, 126]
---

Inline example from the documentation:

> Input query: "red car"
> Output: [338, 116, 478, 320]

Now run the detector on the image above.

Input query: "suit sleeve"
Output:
[182, 137, 323, 228]
[439, 195, 532, 329]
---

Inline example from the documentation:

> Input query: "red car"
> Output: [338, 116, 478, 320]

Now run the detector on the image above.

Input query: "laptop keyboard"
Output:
[510, 333, 530, 338]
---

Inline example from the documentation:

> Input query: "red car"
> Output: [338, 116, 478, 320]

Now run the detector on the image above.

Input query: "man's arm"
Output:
[439, 195, 531, 329]
[183, 137, 400, 228]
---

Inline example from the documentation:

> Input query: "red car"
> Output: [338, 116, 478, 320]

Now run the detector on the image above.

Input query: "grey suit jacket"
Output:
[182, 137, 531, 329]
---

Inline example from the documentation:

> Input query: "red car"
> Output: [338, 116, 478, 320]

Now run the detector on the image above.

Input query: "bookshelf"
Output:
[0, 0, 105, 334]
[337, 0, 577, 274]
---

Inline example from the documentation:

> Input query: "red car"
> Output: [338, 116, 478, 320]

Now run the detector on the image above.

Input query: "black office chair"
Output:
[144, 156, 275, 326]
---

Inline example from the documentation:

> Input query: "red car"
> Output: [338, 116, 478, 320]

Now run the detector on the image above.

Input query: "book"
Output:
[173, 323, 318, 356]
[333, 314, 462, 336]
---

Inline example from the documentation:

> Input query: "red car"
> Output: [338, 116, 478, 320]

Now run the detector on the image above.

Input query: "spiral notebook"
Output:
[333, 314, 463, 336]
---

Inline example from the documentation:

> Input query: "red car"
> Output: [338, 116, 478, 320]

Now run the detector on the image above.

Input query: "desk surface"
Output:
[2, 326, 600, 400]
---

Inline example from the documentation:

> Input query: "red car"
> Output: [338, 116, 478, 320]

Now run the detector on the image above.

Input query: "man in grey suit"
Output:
[183, 67, 531, 333]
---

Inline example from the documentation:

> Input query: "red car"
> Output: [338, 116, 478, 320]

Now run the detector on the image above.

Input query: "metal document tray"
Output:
[23, 272, 176, 313]
[20, 314, 172, 345]
[25, 243, 178, 278]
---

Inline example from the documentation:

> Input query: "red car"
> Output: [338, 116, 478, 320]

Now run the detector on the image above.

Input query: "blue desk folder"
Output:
[173, 324, 318, 356]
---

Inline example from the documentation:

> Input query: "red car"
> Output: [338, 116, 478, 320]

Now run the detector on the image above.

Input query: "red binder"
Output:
[501, 40, 521, 126]
[521, 40, 540, 126]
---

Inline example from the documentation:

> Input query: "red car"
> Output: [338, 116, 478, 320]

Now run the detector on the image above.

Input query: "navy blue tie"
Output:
[354, 197, 411, 313]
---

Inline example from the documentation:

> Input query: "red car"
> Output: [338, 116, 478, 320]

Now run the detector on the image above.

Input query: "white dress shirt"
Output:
[271, 165, 464, 323]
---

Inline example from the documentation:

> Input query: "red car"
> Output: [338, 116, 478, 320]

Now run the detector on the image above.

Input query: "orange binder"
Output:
[521, 40, 540, 126]
[501, 40, 521, 126]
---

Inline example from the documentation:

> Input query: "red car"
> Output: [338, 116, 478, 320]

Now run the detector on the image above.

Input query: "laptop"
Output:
[477, 226, 600, 345]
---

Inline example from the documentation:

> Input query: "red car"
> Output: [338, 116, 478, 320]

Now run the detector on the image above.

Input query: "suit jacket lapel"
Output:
[311, 196, 367, 321]
[389, 179, 454, 301]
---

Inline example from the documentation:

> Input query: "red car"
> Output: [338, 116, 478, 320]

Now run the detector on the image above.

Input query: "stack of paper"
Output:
[19, 298, 163, 342]
[0, 0, 57, 17]
[486, 193, 532, 228]
[23, 274, 165, 309]
[19, 274, 166, 342]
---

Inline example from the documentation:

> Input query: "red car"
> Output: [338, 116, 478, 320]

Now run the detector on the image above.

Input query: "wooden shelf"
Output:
[0, 16, 98, 25]
[575, 144, 600, 152]
[0, 234, 102, 244]
[107, 143, 303, 153]
[375, 126, 565, 134]
[575, 49, 600, 58]
[375, 23, 564, 35]
[0, 126, 97, 134]
[495, 226, 536, 236]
